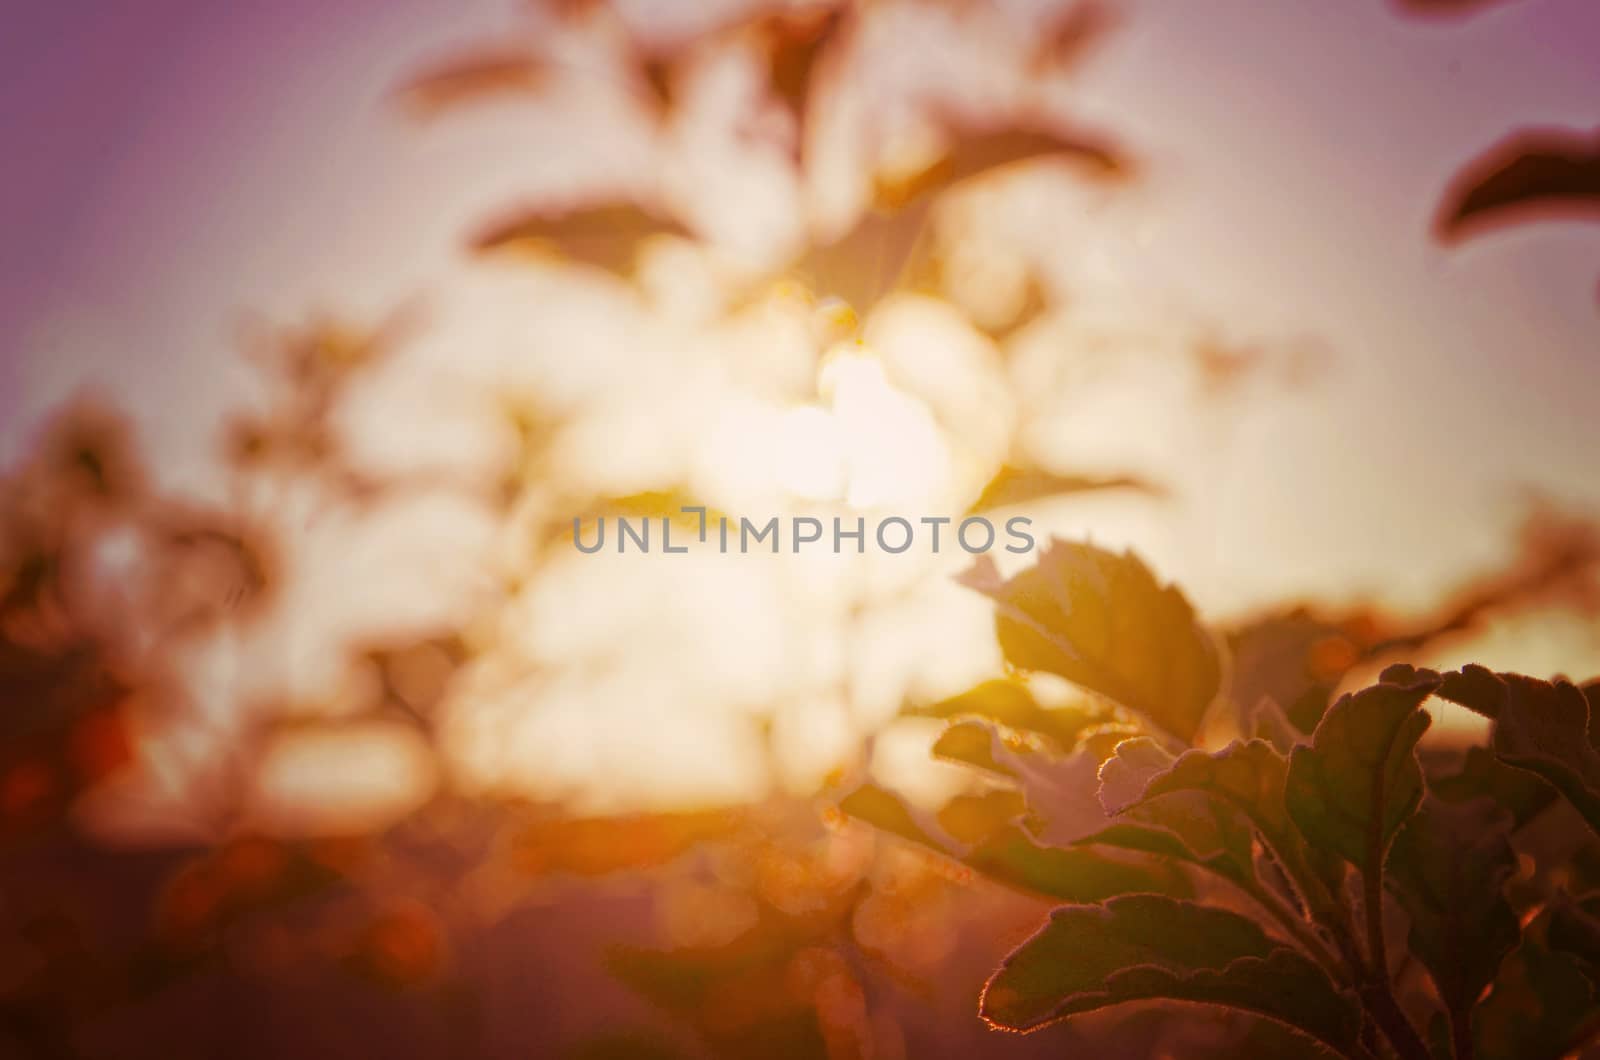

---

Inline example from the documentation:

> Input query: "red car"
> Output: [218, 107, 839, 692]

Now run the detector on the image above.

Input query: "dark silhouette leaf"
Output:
[960, 539, 1223, 745]
[1436, 128, 1600, 242]
[1435, 665, 1600, 838]
[1105, 737, 1342, 915]
[1284, 665, 1439, 870]
[980, 895, 1360, 1051]
[1544, 891, 1600, 972]
[1386, 797, 1520, 1034]
[1475, 926, 1599, 1060]
[1430, 745, 1557, 828]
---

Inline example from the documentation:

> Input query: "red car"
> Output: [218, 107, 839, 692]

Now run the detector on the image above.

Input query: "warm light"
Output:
[819, 347, 951, 510]
[776, 404, 847, 501]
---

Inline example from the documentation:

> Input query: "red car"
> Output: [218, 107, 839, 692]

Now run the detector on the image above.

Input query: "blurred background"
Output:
[1, 0, 1598, 1057]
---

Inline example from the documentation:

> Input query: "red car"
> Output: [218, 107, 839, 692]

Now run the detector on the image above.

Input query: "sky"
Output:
[3, 0, 1599, 822]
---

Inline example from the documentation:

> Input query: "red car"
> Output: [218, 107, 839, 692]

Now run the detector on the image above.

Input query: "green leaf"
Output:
[961, 541, 1223, 745]
[1284, 666, 1439, 870]
[1435, 665, 1600, 838]
[1385, 797, 1520, 1029]
[980, 895, 1360, 1052]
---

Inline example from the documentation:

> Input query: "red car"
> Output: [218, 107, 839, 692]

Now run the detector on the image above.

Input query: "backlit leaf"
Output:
[960, 540, 1223, 745]
[1430, 745, 1556, 829]
[931, 719, 1108, 845]
[1475, 927, 1599, 1060]
[1284, 666, 1439, 870]
[980, 895, 1360, 1052]
[1435, 665, 1600, 837]
[1106, 737, 1337, 910]
[1386, 797, 1520, 1029]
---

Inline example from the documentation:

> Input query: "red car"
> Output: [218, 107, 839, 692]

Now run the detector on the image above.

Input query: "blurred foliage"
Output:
[848, 540, 1600, 1059]
[3, 0, 1598, 1058]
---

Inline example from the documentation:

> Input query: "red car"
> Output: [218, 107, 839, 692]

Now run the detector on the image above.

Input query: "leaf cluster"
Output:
[844, 539, 1600, 1059]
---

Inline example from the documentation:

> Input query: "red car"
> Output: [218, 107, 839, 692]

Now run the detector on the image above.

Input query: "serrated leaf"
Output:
[1284, 666, 1439, 870]
[1103, 738, 1346, 924]
[1386, 796, 1520, 1028]
[1430, 745, 1556, 828]
[1435, 665, 1600, 838]
[1081, 796, 1258, 892]
[1097, 736, 1177, 815]
[960, 540, 1223, 745]
[980, 895, 1360, 1052]
[932, 719, 1117, 845]
[1133, 740, 1301, 860]
[1436, 128, 1600, 242]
